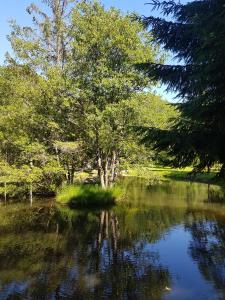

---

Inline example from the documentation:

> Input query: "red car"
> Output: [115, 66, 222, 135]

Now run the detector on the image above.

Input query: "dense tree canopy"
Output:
[65, 1, 163, 188]
[0, 0, 176, 197]
[141, 0, 225, 175]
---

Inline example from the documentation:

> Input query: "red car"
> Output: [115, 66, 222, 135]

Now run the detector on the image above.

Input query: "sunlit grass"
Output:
[56, 184, 122, 207]
[125, 165, 221, 185]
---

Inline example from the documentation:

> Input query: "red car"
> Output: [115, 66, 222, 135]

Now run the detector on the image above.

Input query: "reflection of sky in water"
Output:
[0, 179, 225, 299]
[0, 282, 29, 299]
[147, 225, 222, 300]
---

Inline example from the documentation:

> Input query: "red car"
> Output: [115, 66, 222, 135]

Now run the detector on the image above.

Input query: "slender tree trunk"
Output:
[70, 168, 74, 184]
[98, 151, 118, 188]
[104, 157, 109, 188]
[54, 0, 63, 67]
[4, 182, 7, 203]
[65, 170, 69, 183]
[109, 150, 117, 187]
[98, 154, 105, 189]
[100, 171, 105, 189]
[56, 223, 59, 235]
[30, 183, 33, 207]
[30, 159, 33, 206]
[55, 145, 61, 167]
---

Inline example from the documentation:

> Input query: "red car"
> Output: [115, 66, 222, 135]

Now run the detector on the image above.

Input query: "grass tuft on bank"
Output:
[56, 184, 122, 208]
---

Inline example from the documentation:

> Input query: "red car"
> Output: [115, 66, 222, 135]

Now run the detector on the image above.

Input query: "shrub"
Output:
[56, 185, 122, 208]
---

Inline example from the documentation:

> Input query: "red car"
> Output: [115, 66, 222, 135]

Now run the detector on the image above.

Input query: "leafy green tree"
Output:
[0, 0, 168, 197]
[8, 0, 75, 70]
[67, 1, 162, 187]
[0, 64, 65, 197]
[125, 93, 178, 166]
[140, 0, 225, 175]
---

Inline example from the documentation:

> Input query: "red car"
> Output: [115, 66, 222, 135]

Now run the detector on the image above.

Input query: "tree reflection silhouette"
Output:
[186, 214, 225, 297]
[1, 178, 225, 300]
[0, 204, 171, 300]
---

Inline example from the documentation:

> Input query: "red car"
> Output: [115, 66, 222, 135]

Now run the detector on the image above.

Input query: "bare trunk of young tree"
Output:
[104, 157, 109, 188]
[54, 145, 61, 167]
[30, 159, 33, 206]
[109, 150, 117, 187]
[26, 0, 71, 69]
[97, 152, 106, 189]
[98, 157, 106, 189]
[4, 182, 7, 203]
[97, 150, 118, 189]
[54, 0, 63, 67]
[30, 183, 33, 207]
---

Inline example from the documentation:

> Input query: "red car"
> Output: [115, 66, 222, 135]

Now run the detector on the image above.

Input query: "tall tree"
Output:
[140, 0, 225, 175]
[1, 0, 163, 196]
[8, 0, 75, 70]
[67, 1, 161, 187]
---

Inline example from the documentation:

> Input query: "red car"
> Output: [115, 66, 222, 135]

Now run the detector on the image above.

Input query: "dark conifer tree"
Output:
[140, 0, 225, 175]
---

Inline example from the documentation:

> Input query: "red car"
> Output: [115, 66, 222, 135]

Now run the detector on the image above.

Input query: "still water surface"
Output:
[0, 178, 225, 300]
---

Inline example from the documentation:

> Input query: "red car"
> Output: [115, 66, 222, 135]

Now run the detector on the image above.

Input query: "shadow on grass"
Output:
[165, 170, 222, 185]
[147, 167, 224, 185]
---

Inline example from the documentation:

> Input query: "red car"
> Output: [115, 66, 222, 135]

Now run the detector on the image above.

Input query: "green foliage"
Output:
[7, 0, 75, 70]
[56, 184, 122, 207]
[122, 93, 178, 166]
[63, 1, 163, 188]
[69, 1, 159, 105]
[0, 0, 170, 198]
[126, 165, 163, 185]
[1, 181, 225, 298]
[141, 0, 225, 176]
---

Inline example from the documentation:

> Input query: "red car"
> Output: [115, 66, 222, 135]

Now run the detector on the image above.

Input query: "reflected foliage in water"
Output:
[187, 217, 225, 296]
[0, 179, 225, 299]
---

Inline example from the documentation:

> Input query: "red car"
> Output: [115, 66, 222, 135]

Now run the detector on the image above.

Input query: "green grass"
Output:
[150, 167, 219, 184]
[126, 165, 223, 185]
[56, 184, 122, 208]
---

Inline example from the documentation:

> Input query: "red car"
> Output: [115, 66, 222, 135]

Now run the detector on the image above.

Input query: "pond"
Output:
[0, 178, 225, 300]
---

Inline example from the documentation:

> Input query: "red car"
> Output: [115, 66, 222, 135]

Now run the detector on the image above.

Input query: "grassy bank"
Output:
[126, 166, 223, 185]
[56, 184, 122, 208]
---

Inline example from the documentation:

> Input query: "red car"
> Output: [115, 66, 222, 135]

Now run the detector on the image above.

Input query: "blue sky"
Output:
[0, 0, 155, 62]
[0, 0, 188, 101]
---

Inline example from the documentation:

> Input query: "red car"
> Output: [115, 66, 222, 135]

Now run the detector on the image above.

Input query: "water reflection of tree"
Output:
[122, 177, 225, 206]
[58, 209, 171, 300]
[206, 186, 225, 203]
[186, 213, 225, 298]
[0, 204, 171, 300]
